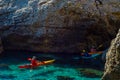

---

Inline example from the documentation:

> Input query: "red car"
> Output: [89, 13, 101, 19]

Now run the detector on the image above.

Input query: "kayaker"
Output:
[90, 46, 97, 53]
[81, 50, 91, 57]
[28, 56, 38, 66]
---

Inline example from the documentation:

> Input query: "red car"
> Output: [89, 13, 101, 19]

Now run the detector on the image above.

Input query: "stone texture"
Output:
[0, 0, 120, 52]
[102, 29, 120, 80]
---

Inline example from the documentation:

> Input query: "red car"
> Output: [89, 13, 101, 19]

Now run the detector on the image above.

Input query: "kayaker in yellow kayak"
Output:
[28, 56, 44, 66]
[19, 56, 55, 69]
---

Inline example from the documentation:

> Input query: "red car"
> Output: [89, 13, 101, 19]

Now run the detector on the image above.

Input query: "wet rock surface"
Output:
[102, 29, 120, 80]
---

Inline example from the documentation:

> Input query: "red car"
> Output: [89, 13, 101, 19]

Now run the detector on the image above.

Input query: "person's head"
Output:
[82, 50, 86, 52]
[32, 56, 36, 59]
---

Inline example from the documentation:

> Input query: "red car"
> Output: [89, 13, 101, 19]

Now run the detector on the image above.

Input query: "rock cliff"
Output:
[102, 29, 120, 80]
[0, 0, 120, 52]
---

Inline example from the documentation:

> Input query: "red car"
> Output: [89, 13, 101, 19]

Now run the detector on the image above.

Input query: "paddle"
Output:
[96, 44, 103, 50]
[27, 57, 33, 71]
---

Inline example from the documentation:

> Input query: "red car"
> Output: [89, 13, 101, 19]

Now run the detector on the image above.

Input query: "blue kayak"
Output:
[73, 53, 101, 60]
[82, 54, 100, 59]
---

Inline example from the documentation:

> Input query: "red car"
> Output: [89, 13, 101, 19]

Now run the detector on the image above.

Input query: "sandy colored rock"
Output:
[102, 29, 120, 80]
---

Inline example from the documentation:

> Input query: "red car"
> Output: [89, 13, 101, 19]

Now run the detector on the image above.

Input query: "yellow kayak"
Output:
[37, 59, 55, 66]
[19, 59, 55, 69]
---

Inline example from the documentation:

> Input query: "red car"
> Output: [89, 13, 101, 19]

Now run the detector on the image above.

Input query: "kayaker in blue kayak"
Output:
[81, 50, 91, 57]
[90, 46, 97, 53]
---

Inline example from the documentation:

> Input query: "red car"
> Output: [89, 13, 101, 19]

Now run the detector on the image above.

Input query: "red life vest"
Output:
[31, 59, 38, 66]
[90, 48, 96, 53]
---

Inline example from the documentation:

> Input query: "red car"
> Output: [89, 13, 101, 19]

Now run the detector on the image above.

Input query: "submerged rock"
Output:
[57, 76, 74, 80]
[77, 68, 103, 78]
[0, 0, 119, 52]
[102, 29, 120, 80]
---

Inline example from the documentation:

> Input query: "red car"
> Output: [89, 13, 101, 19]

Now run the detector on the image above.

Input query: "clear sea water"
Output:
[0, 51, 104, 80]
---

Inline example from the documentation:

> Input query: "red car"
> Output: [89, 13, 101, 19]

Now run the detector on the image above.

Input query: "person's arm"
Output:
[36, 60, 39, 63]
[28, 58, 32, 61]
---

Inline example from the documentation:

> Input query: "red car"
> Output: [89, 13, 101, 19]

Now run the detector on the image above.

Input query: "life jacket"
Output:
[90, 48, 96, 53]
[83, 52, 91, 57]
[31, 59, 38, 66]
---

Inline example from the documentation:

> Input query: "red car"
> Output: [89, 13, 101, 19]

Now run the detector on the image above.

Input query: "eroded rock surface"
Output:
[0, 0, 120, 52]
[102, 29, 120, 80]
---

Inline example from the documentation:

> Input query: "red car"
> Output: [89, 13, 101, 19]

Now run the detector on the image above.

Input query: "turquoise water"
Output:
[0, 51, 103, 80]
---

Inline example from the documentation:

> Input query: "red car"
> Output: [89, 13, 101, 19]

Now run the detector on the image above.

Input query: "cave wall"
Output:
[0, 0, 120, 52]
